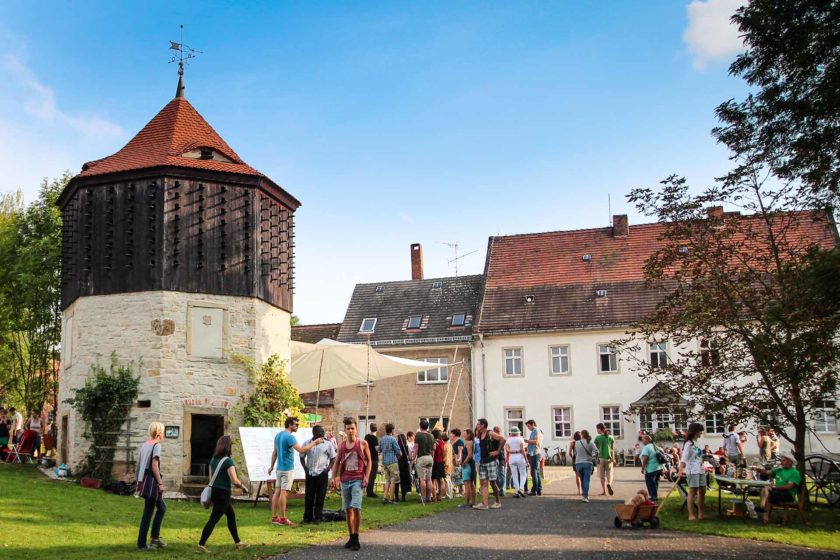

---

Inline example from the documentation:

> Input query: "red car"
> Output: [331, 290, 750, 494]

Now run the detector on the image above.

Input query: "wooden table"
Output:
[715, 476, 772, 517]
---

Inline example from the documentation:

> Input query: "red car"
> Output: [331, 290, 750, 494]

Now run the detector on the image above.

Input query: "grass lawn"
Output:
[658, 483, 840, 552]
[0, 464, 458, 560]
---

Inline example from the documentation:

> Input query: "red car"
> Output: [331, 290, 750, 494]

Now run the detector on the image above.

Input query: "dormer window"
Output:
[181, 148, 233, 163]
[432, 281, 442, 289]
[359, 318, 377, 333]
[451, 313, 466, 327]
[407, 315, 422, 329]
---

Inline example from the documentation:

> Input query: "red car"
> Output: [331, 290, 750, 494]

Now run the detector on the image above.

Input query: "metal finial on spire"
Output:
[169, 25, 201, 98]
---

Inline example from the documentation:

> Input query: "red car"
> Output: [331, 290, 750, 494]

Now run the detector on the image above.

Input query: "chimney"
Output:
[707, 206, 724, 219]
[612, 214, 629, 238]
[410, 243, 424, 280]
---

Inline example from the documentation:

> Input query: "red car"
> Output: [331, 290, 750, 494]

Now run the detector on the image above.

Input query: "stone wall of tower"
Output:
[57, 291, 290, 486]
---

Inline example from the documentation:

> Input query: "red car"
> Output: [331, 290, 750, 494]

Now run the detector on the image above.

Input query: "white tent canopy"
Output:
[289, 338, 454, 393]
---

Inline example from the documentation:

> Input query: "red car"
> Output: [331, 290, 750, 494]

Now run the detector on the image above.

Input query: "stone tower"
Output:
[56, 84, 299, 488]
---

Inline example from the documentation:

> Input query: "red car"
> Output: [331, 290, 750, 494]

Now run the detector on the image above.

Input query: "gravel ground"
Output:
[271, 467, 839, 560]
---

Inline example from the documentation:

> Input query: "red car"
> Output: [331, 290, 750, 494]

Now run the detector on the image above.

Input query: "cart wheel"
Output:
[649, 516, 660, 529]
[613, 516, 623, 529]
[631, 519, 643, 529]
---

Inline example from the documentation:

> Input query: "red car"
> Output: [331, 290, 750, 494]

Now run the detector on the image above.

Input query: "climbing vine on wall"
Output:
[235, 354, 303, 427]
[65, 353, 140, 481]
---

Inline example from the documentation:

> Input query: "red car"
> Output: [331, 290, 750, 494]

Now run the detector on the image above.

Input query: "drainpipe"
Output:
[479, 333, 487, 419]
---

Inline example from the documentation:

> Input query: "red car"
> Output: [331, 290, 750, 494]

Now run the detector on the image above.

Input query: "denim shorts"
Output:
[687, 473, 707, 488]
[341, 480, 363, 510]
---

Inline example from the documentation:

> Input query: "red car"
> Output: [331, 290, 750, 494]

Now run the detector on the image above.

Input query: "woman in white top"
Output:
[25, 410, 43, 458]
[505, 427, 528, 497]
[678, 422, 706, 521]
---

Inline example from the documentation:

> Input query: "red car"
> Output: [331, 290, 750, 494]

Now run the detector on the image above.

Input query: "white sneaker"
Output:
[490, 501, 502, 509]
[582, 497, 590, 503]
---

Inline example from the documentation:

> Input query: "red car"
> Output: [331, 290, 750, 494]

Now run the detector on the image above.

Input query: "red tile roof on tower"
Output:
[79, 96, 263, 178]
[476, 211, 839, 334]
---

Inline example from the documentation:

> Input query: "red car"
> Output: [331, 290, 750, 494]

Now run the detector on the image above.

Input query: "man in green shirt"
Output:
[594, 423, 616, 496]
[753, 454, 801, 523]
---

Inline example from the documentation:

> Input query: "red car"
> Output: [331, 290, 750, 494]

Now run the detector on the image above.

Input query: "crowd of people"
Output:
[125, 415, 806, 552]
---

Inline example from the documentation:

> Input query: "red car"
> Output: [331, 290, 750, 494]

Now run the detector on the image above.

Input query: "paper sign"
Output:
[238, 426, 313, 482]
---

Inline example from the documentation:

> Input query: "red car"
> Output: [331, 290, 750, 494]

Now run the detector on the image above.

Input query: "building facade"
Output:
[57, 85, 299, 488]
[473, 212, 840, 457]
[328, 244, 481, 435]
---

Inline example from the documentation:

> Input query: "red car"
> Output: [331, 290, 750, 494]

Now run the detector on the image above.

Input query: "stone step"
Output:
[183, 475, 209, 484]
[180, 483, 206, 497]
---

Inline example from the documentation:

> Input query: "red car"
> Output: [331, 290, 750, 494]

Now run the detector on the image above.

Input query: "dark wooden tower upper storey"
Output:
[58, 93, 300, 312]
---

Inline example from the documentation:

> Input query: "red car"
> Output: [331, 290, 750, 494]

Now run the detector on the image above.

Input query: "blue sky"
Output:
[1, 1, 746, 323]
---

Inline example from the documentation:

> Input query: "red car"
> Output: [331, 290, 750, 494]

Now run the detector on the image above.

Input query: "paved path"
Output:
[274, 467, 839, 560]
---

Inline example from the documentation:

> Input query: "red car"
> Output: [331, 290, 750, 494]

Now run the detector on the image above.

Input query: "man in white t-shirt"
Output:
[723, 424, 744, 466]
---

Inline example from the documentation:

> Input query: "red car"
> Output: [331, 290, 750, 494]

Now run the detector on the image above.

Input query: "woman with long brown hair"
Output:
[678, 422, 706, 521]
[197, 435, 250, 553]
[573, 429, 598, 503]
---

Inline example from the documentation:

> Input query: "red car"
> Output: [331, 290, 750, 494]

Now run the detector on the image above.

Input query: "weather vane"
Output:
[169, 24, 202, 98]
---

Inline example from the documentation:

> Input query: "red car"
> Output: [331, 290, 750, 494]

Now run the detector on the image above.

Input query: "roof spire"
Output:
[169, 25, 201, 99]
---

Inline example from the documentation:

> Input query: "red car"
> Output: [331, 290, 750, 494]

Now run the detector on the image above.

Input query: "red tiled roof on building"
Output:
[79, 97, 263, 178]
[477, 211, 838, 334]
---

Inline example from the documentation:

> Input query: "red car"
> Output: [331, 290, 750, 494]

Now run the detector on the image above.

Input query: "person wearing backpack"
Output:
[639, 434, 663, 502]
[197, 435, 250, 553]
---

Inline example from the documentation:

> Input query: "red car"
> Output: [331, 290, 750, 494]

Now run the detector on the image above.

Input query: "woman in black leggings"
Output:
[197, 435, 250, 553]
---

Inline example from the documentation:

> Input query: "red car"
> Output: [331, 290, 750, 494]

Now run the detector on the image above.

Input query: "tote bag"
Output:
[200, 457, 229, 509]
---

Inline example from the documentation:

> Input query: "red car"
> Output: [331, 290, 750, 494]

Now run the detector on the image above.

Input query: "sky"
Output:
[0, 0, 748, 324]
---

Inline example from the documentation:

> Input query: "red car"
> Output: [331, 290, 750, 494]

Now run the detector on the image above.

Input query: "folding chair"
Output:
[767, 482, 806, 525]
[4, 430, 37, 463]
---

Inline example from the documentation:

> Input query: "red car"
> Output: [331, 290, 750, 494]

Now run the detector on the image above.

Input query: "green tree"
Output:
[715, 0, 840, 201]
[0, 175, 66, 413]
[65, 353, 140, 480]
[236, 354, 304, 427]
[621, 170, 840, 503]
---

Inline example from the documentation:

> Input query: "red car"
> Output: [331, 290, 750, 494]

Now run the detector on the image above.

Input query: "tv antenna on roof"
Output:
[441, 241, 478, 276]
[169, 24, 202, 98]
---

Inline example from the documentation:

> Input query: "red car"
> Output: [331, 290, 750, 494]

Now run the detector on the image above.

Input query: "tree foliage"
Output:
[0, 175, 66, 413]
[236, 354, 304, 428]
[65, 353, 140, 480]
[715, 0, 840, 201]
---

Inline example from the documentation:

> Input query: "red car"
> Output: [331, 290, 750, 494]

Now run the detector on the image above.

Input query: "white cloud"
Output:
[683, 0, 745, 70]
[0, 54, 124, 200]
[1, 55, 123, 138]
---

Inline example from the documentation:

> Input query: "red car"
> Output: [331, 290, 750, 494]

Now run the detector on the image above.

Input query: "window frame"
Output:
[416, 357, 449, 385]
[551, 406, 573, 439]
[597, 344, 619, 374]
[419, 416, 449, 431]
[505, 407, 525, 435]
[503, 347, 524, 377]
[548, 345, 571, 376]
[359, 317, 377, 333]
[814, 399, 838, 433]
[406, 315, 422, 329]
[700, 338, 721, 367]
[450, 312, 466, 327]
[639, 407, 687, 435]
[648, 341, 668, 369]
[704, 413, 726, 434]
[600, 405, 623, 439]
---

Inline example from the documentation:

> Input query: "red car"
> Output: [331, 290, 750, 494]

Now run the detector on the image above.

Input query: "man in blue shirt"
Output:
[268, 417, 322, 527]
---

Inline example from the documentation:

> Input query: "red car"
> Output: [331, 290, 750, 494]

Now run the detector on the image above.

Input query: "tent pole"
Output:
[365, 335, 371, 428]
[314, 350, 325, 419]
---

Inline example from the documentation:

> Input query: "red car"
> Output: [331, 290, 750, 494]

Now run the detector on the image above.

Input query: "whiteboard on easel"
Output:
[238, 427, 312, 482]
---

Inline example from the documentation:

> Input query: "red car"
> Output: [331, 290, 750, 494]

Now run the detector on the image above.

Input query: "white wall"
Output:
[472, 329, 840, 457]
